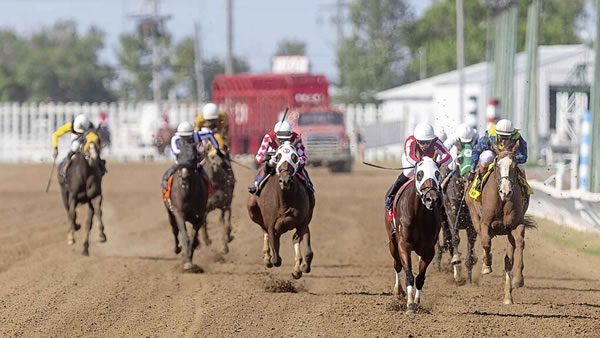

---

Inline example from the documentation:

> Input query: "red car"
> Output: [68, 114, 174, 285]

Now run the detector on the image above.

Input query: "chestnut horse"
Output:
[385, 156, 443, 313]
[247, 142, 315, 279]
[465, 142, 535, 304]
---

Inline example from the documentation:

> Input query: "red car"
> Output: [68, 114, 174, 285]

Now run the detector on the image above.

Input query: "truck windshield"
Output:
[298, 113, 343, 126]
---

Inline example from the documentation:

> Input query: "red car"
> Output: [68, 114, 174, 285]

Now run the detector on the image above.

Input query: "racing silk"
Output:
[255, 131, 306, 166]
[195, 112, 230, 145]
[471, 127, 528, 171]
[404, 135, 452, 167]
[170, 130, 220, 162]
[52, 121, 81, 148]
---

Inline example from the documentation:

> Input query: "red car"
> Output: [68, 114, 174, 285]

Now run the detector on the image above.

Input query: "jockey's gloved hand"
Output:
[216, 149, 225, 158]
[52, 147, 58, 159]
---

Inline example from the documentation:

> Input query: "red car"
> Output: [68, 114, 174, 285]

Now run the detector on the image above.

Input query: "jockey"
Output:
[248, 120, 314, 196]
[384, 122, 452, 211]
[444, 123, 477, 171]
[160, 122, 223, 189]
[195, 103, 230, 149]
[469, 119, 528, 189]
[52, 114, 105, 177]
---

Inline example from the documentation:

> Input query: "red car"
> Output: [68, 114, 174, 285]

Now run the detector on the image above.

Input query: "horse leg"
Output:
[262, 232, 272, 268]
[291, 231, 303, 279]
[199, 218, 211, 247]
[94, 196, 106, 243]
[299, 224, 313, 274]
[225, 207, 234, 243]
[504, 233, 516, 305]
[465, 225, 477, 284]
[174, 212, 192, 270]
[450, 222, 462, 283]
[219, 208, 231, 255]
[415, 248, 435, 307]
[388, 238, 405, 298]
[434, 229, 444, 272]
[480, 223, 493, 275]
[512, 224, 526, 288]
[189, 214, 205, 264]
[82, 201, 94, 256]
[66, 196, 77, 245]
[168, 211, 181, 254]
[268, 226, 282, 267]
[398, 240, 415, 313]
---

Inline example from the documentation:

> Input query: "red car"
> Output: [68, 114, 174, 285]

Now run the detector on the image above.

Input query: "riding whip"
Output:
[361, 161, 415, 171]
[45, 158, 57, 193]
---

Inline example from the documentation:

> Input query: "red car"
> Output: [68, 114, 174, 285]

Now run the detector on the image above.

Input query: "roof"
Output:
[376, 44, 593, 101]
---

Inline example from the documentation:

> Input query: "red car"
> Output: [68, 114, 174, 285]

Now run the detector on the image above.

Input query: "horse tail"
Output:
[523, 215, 537, 229]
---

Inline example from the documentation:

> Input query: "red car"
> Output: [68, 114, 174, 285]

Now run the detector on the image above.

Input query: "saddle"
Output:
[387, 177, 415, 223]
[468, 164, 533, 201]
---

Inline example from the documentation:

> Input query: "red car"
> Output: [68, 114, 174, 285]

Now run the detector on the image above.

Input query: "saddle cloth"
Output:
[387, 177, 415, 222]
[468, 164, 533, 201]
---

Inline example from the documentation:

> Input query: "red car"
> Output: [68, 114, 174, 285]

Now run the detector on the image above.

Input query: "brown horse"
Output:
[154, 127, 176, 156]
[247, 142, 315, 279]
[163, 163, 209, 271]
[385, 157, 443, 313]
[58, 141, 106, 256]
[465, 142, 535, 304]
[201, 147, 235, 254]
[440, 165, 477, 284]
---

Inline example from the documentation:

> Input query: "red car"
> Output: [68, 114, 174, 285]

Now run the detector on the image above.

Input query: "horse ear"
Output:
[512, 140, 520, 152]
[491, 141, 500, 154]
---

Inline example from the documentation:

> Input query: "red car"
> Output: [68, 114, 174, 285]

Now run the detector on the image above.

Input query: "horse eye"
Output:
[291, 154, 298, 163]
[275, 154, 282, 162]
[417, 170, 424, 181]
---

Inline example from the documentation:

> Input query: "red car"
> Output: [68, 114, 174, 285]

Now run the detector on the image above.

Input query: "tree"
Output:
[274, 39, 306, 56]
[336, 0, 414, 104]
[0, 20, 115, 102]
[405, 0, 586, 81]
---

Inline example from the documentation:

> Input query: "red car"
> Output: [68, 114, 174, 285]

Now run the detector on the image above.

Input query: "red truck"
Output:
[212, 73, 352, 172]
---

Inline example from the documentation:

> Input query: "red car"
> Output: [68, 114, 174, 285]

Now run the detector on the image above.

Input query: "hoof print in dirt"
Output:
[182, 264, 204, 274]
[264, 278, 298, 293]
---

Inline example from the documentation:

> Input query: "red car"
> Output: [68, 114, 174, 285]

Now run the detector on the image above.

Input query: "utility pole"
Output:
[590, 0, 600, 192]
[194, 22, 206, 103]
[225, 0, 234, 75]
[456, 0, 465, 123]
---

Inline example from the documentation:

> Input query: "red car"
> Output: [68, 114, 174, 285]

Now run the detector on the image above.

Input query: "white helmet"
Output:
[73, 114, 91, 133]
[176, 122, 194, 137]
[413, 122, 436, 141]
[274, 121, 292, 140]
[202, 103, 219, 120]
[434, 128, 447, 142]
[458, 123, 475, 143]
[496, 119, 515, 136]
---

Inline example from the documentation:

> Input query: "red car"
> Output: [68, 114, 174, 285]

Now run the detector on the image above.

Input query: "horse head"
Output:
[274, 141, 300, 191]
[205, 143, 224, 173]
[415, 157, 441, 210]
[493, 141, 519, 202]
[179, 166, 192, 192]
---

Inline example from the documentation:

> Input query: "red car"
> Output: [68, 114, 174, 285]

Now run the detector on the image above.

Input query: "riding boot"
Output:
[385, 174, 409, 211]
[248, 164, 269, 194]
[99, 159, 107, 176]
[61, 151, 75, 180]
[161, 166, 177, 190]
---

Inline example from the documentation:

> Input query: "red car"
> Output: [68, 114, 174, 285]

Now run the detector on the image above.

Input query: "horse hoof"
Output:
[512, 279, 524, 288]
[227, 235, 235, 243]
[67, 239, 75, 246]
[74, 224, 81, 231]
[503, 298, 514, 305]
[99, 233, 107, 243]
[82, 250, 89, 256]
[271, 257, 282, 267]
[292, 270, 303, 280]
[451, 254, 461, 265]
[174, 246, 182, 255]
[220, 245, 229, 255]
[264, 261, 273, 268]
[300, 263, 311, 274]
[183, 262, 193, 271]
[405, 306, 415, 314]
[482, 266, 492, 275]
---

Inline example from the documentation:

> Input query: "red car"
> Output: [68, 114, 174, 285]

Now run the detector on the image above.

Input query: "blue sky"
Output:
[0, 0, 432, 80]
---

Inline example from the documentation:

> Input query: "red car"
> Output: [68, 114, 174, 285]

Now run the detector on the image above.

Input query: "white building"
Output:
[366, 44, 593, 160]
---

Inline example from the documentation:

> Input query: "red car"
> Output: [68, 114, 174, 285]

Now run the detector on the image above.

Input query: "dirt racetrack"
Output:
[1, 163, 599, 337]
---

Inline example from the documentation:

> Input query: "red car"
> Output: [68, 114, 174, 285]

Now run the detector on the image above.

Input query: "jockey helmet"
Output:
[176, 122, 194, 137]
[414, 122, 436, 142]
[434, 127, 447, 142]
[495, 119, 515, 137]
[202, 103, 219, 120]
[73, 114, 91, 134]
[458, 123, 475, 143]
[274, 121, 292, 141]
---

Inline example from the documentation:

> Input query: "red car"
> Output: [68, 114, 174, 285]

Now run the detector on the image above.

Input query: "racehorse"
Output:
[247, 142, 315, 279]
[438, 148, 477, 284]
[201, 145, 235, 254]
[163, 161, 210, 271]
[385, 157, 443, 313]
[465, 142, 535, 304]
[58, 139, 106, 256]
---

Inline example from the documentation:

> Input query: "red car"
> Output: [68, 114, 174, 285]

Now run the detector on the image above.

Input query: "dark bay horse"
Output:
[163, 162, 209, 271]
[247, 142, 315, 279]
[385, 157, 443, 313]
[465, 142, 535, 304]
[202, 146, 235, 254]
[58, 140, 106, 256]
